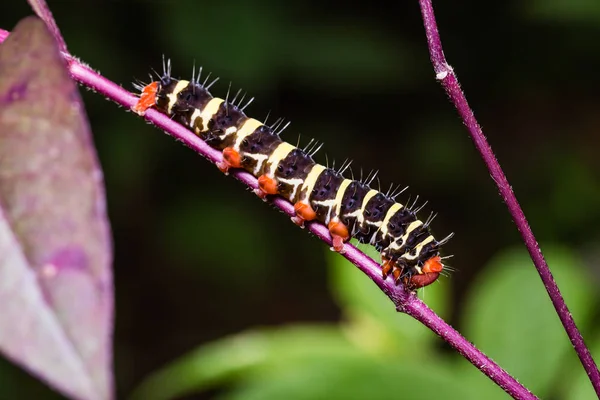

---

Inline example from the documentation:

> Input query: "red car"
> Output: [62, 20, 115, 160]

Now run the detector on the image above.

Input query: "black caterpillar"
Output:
[133, 60, 452, 289]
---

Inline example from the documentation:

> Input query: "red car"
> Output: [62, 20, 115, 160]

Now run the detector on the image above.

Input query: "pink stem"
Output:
[418, 0, 600, 396]
[26, 0, 68, 54]
[0, 24, 536, 399]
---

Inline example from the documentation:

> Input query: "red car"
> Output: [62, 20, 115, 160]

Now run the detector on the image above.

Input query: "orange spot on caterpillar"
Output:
[381, 258, 408, 286]
[404, 256, 443, 289]
[258, 175, 278, 196]
[407, 272, 440, 289]
[216, 147, 241, 175]
[292, 202, 317, 227]
[132, 82, 158, 115]
[222, 147, 242, 169]
[328, 219, 349, 252]
[422, 255, 443, 274]
[381, 257, 394, 279]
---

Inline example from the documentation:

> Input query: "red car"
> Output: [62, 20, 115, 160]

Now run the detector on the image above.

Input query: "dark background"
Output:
[1, 0, 600, 398]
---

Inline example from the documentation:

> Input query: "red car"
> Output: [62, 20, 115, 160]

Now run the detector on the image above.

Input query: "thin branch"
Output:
[26, 0, 68, 54]
[0, 20, 536, 399]
[418, 1, 600, 396]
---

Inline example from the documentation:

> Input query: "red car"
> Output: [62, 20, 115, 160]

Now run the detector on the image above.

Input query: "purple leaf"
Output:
[0, 16, 113, 400]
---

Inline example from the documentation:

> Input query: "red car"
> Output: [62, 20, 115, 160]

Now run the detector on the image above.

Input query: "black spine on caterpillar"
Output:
[132, 65, 453, 290]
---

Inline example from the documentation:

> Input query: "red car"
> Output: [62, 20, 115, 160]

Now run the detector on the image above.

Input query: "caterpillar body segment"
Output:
[133, 70, 449, 290]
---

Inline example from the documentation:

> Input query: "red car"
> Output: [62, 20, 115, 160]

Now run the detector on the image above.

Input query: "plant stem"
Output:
[27, 0, 67, 53]
[418, 0, 600, 396]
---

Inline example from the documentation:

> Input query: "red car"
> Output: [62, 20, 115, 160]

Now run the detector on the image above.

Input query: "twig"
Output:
[418, 1, 600, 396]
[27, 0, 67, 53]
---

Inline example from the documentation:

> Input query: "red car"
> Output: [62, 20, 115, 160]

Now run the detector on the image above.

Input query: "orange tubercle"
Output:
[381, 257, 393, 279]
[293, 202, 317, 225]
[257, 175, 279, 197]
[381, 260, 406, 285]
[132, 82, 158, 115]
[328, 219, 350, 252]
[422, 255, 443, 274]
[216, 148, 242, 175]
[407, 272, 440, 289]
[328, 220, 349, 241]
[222, 147, 242, 169]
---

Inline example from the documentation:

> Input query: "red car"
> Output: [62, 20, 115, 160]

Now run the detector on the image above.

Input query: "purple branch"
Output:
[1, 16, 536, 398]
[26, 0, 67, 54]
[418, 0, 600, 396]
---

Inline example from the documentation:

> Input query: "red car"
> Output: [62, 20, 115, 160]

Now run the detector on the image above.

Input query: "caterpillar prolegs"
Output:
[132, 61, 453, 290]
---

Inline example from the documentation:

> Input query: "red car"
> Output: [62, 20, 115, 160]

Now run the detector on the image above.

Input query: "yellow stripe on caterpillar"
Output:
[264, 142, 296, 178]
[167, 80, 190, 114]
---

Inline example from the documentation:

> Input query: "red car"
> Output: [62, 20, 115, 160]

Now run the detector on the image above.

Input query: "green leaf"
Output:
[462, 245, 595, 397]
[130, 325, 356, 400]
[221, 354, 475, 400]
[327, 242, 450, 354]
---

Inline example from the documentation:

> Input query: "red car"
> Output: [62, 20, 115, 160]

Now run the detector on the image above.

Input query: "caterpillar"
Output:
[132, 59, 453, 290]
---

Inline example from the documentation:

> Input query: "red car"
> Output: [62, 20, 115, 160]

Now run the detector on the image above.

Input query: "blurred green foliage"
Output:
[1, 0, 600, 399]
[128, 247, 598, 399]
